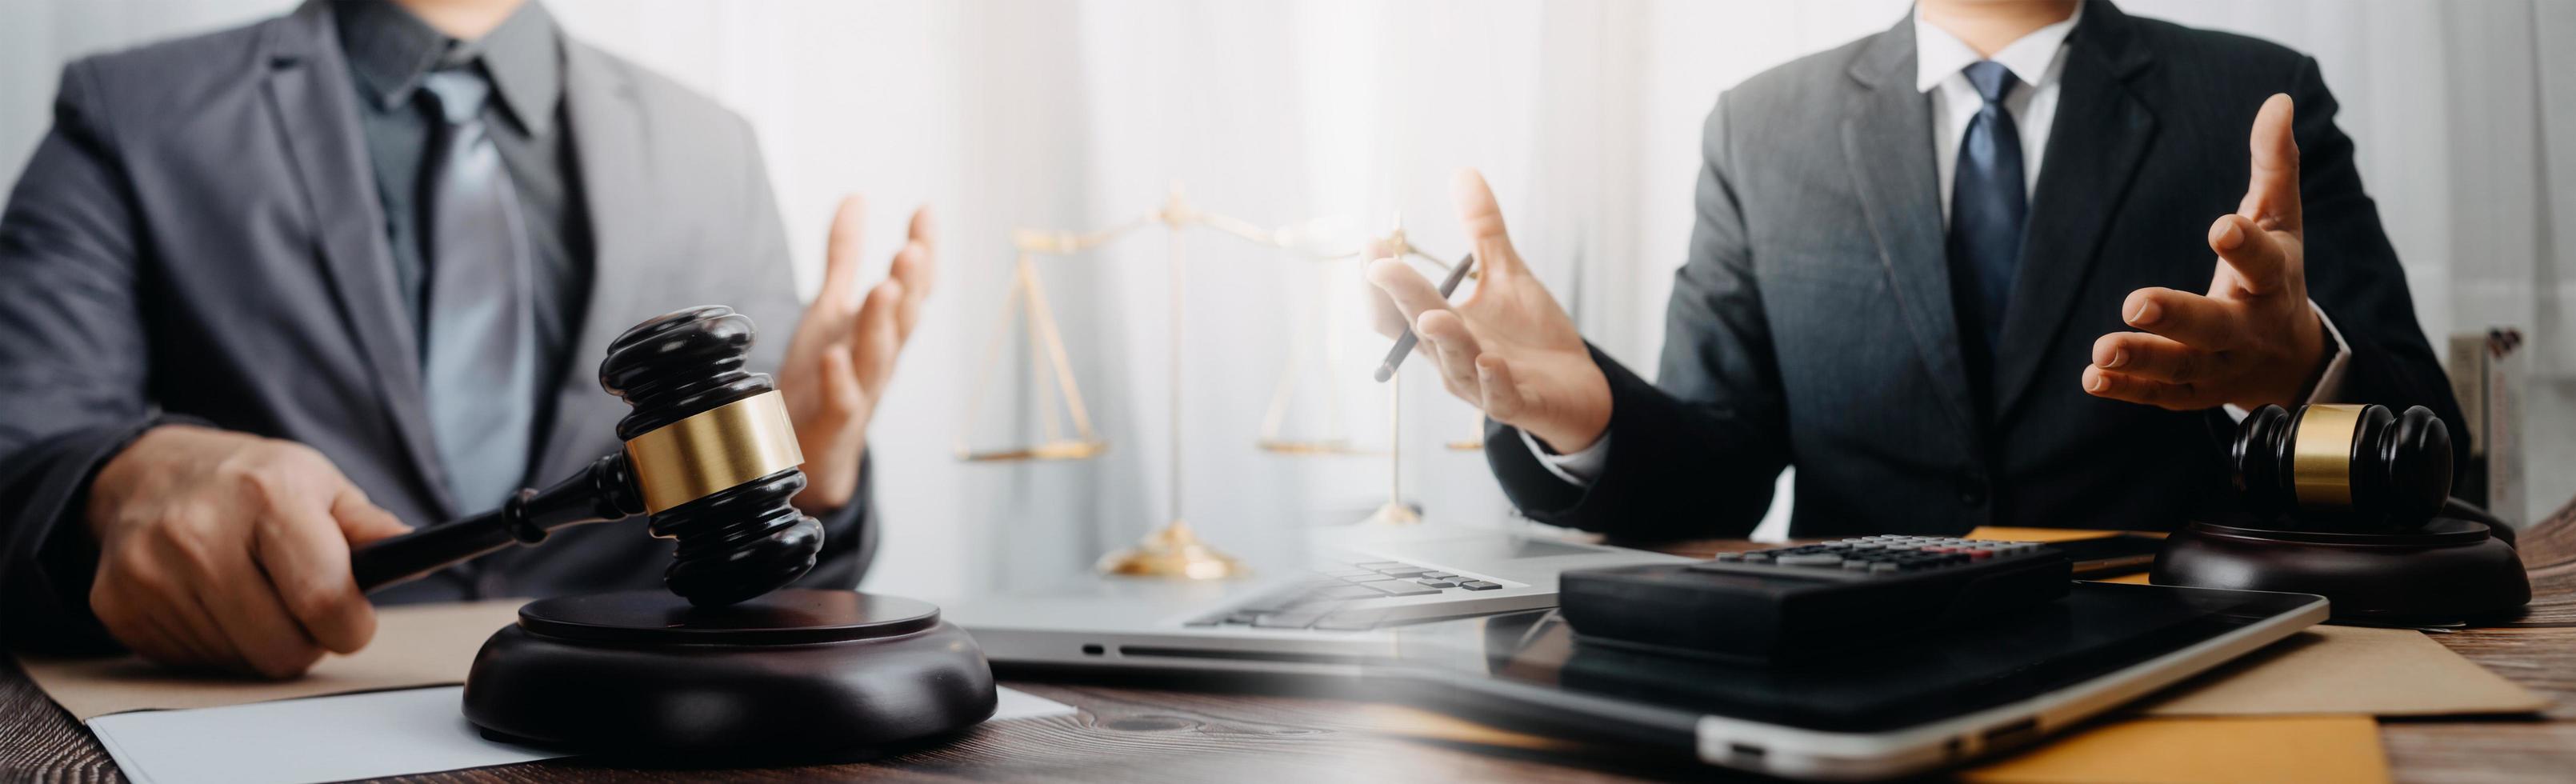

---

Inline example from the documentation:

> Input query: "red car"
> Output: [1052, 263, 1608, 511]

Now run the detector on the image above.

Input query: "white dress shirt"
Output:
[1921, 2, 2078, 221]
[1527, 4, 2349, 486]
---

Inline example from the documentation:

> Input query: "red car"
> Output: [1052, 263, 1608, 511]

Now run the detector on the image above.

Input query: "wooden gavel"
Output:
[347, 306, 825, 607]
[2229, 402, 2450, 533]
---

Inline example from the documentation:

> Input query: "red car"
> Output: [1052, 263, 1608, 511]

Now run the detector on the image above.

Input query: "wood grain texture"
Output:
[2371, 494, 2576, 783]
[6, 495, 2571, 783]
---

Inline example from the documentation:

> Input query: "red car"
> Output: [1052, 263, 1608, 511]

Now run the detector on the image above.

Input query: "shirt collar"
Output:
[334, 0, 564, 134]
[1913, 1, 2083, 94]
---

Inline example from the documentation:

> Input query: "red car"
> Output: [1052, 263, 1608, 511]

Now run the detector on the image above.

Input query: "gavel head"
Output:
[599, 306, 825, 606]
[2230, 403, 2450, 531]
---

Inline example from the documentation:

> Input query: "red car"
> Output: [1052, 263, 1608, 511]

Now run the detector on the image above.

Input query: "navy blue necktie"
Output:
[1947, 60, 2026, 346]
[419, 67, 538, 510]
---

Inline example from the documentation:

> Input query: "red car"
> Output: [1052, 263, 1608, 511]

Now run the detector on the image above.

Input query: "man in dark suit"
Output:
[0, 0, 935, 678]
[1368, 0, 2460, 540]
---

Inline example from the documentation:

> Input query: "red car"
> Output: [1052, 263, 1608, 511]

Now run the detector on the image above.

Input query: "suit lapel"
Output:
[1990, 2, 2158, 418]
[1842, 19, 1980, 443]
[259, 1, 456, 514]
[530, 41, 653, 475]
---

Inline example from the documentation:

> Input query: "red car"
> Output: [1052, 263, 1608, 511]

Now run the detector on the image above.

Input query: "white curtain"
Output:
[5, 0, 2569, 596]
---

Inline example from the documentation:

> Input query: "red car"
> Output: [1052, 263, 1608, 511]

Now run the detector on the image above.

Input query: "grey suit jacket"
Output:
[1490, 1, 2462, 539]
[0, 1, 874, 650]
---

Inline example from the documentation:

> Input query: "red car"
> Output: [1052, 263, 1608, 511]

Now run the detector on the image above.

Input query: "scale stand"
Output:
[956, 249, 1107, 463]
[1355, 232, 1494, 526]
[1254, 260, 1366, 456]
[980, 184, 1346, 579]
[1364, 372, 1424, 526]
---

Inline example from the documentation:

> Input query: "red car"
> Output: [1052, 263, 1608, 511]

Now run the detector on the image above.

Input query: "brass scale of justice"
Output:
[958, 184, 1483, 579]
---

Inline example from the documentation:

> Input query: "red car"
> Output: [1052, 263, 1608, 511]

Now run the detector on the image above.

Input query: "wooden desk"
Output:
[1633, 502, 2576, 783]
[6, 500, 2572, 782]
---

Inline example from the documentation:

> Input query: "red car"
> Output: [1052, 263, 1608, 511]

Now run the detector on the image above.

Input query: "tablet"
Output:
[1374, 581, 2326, 781]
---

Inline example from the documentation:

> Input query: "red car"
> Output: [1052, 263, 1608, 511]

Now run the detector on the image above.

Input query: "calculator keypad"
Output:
[1697, 536, 2045, 575]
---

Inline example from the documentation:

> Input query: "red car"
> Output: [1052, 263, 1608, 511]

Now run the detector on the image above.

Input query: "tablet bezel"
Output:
[1372, 582, 2330, 781]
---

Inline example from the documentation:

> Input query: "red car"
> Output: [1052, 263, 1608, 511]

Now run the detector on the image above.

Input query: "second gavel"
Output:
[2228, 402, 2452, 532]
[348, 306, 825, 607]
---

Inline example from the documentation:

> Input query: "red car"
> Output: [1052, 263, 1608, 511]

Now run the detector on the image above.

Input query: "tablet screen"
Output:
[1380, 582, 2318, 735]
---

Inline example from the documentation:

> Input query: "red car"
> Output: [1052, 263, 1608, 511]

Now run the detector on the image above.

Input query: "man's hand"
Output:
[1366, 170, 1612, 453]
[2083, 94, 2329, 410]
[775, 195, 936, 513]
[86, 425, 412, 678]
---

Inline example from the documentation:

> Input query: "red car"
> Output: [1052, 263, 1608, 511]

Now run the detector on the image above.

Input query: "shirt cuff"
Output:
[2224, 298, 2353, 422]
[1521, 429, 1610, 486]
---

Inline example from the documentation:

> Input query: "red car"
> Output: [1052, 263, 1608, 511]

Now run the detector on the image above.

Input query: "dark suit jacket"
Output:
[0, 1, 874, 650]
[1490, 1, 2462, 540]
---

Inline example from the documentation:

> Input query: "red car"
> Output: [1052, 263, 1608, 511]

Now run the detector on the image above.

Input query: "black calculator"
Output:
[1558, 536, 2074, 661]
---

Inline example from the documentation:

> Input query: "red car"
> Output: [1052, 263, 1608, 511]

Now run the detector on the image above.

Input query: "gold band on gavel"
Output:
[623, 390, 805, 514]
[2290, 403, 2363, 509]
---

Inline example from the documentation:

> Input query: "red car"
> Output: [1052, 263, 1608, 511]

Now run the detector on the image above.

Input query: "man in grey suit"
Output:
[1370, 0, 2460, 539]
[0, 0, 935, 678]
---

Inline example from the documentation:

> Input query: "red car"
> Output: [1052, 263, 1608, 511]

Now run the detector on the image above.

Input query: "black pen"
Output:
[1374, 253, 1477, 382]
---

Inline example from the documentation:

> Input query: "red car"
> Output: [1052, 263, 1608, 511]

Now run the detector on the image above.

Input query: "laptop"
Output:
[938, 523, 1695, 674]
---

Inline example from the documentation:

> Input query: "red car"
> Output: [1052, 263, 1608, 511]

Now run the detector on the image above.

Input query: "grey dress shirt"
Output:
[335, 0, 592, 444]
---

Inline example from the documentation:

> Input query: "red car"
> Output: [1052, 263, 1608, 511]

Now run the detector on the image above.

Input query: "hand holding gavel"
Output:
[86, 307, 826, 678]
[86, 426, 413, 678]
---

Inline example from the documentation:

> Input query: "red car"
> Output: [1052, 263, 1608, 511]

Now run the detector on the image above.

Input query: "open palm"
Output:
[774, 196, 936, 511]
[2084, 94, 2328, 410]
[1368, 170, 1612, 452]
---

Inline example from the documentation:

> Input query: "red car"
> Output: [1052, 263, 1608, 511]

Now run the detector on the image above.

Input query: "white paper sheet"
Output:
[90, 685, 1078, 784]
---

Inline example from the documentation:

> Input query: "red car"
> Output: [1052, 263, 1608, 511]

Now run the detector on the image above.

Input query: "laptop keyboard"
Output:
[1184, 558, 1505, 631]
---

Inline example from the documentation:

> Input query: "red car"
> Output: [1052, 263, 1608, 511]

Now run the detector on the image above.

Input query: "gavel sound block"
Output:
[347, 306, 996, 760]
[2153, 403, 2530, 623]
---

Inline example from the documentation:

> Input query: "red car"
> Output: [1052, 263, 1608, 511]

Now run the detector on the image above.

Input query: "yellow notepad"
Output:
[1962, 715, 2387, 784]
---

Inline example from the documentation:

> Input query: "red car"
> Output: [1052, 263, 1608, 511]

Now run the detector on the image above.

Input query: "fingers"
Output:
[123, 606, 206, 670]
[819, 347, 866, 427]
[93, 572, 218, 669]
[850, 280, 904, 398]
[175, 602, 245, 670]
[159, 576, 242, 670]
[816, 194, 870, 310]
[146, 598, 231, 671]
[1475, 354, 1531, 422]
[1450, 169, 1528, 280]
[1366, 258, 1454, 333]
[905, 204, 938, 257]
[2238, 94, 2301, 234]
[1360, 257, 1411, 339]
[118, 532, 247, 671]
[254, 529, 371, 656]
[2082, 365, 2217, 411]
[2091, 331, 2215, 384]
[332, 489, 411, 545]
[1415, 310, 1485, 398]
[2121, 287, 2242, 349]
[887, 226, 934, 342]
[2208, 214, 2294, 297]
[196, 538, 323, 679]
[252, 490, 389, 655]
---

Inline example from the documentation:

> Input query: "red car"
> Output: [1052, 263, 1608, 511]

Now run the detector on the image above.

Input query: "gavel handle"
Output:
[349, 454, 646, 593]
[350, 505, 529, 592]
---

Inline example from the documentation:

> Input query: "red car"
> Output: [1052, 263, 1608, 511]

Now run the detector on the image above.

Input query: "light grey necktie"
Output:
[418, 66, 537, 510]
